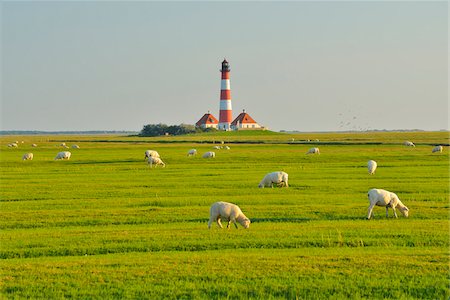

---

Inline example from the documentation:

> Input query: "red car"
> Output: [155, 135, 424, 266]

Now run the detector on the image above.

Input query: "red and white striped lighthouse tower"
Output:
[219, 59, 232, 130]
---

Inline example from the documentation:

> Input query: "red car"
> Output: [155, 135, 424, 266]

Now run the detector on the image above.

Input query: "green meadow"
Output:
[0, 131, 449, 299]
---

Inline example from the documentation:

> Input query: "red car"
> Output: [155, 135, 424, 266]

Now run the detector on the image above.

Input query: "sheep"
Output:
[368, 160, 377, 175]
[208, 201, 250, 229]
[213, 145, 221, 150]
[148, 156, 165, 168]
[224, 146, 230, 150]
[258, 171, 289, 188]
[367, 188, 409, 220]
[31, 144, 38, 147]
[144, 150, 160, 160]
[187, 149, 197, 156]
[22, 153, 33, 161]
[72, 145, 80, 149]
[432, 145, 443, 153]
[60, 142, 66, 147]
[306, 147, 320, 155]
[202, 151, 215, 158]
[55, 151, 71, 160]
[8, 143, 18, 148]
[404, 141, 415, 147]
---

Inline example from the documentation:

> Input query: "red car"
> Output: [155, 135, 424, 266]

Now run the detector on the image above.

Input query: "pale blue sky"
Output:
[1, 1, 448, 132]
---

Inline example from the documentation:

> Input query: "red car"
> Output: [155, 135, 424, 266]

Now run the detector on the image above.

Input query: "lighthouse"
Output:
[218, 59, 232, 130]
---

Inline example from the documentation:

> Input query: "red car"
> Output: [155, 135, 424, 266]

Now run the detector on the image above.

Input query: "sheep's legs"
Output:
[367, 204, 375, 219]
[216, 218, 223, 228]
[392, 207, 398, 218]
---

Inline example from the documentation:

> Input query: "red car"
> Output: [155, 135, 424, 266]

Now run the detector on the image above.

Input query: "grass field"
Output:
[1, 131, 449, 299]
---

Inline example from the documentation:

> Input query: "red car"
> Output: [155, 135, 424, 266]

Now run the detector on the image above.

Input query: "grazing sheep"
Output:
[148, 156, 165, 168]
[213, 145, 221, 150]
[8, 143, 18, 148]
[432, 145, 443, 153]
[367, 188, 409, 220]
[404, 141, 415, 147]
[31, 144, 38, 147]
[60, 143, 66, 147]
[368, 160, 377, 175]
[144, 150, 160, 160]
[306, 147, 320, 155]
[258, 171, 289, 188]
[187, 149, 197, 156]
[202, 151, 215, 158]
[72, 145, 80, 149]
[55, 151, 71, 160]
[224, 146, 230, 150]
[208, 201, 250, 229]
[22, 153, 33, 161]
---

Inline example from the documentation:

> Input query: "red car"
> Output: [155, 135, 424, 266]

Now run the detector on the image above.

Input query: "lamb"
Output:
[432, 145, 443, 153]
[213, 145, 221, 150]
[367, 188, 409, 219]
[31, 144, 38, 147]
[367, 160, 377, 175]
[202, 151, 215, 158]
[60, 142, 66, 147]
[306, 147, 320, 155]
[208, 201, 250, 229]
[224, 146, 230, 150]
[72, 145, 80, 149]
[258, 171, 289, 188]
[404, 141, 415, 147]
[144, 150, 160, 160]
[55, 151, 71, 160]
[148, 156, 165, 168]
[22, 153, 33, 161]
[187, 149, 197, 156]
[8, 143, 18, 148]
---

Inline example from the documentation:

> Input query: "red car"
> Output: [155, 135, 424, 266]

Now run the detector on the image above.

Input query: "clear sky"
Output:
[1, 1, 448, 132]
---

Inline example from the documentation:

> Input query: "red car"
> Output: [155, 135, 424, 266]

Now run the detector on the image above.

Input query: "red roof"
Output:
[196, 113, 218, 126]
[231, 112, 257, 125]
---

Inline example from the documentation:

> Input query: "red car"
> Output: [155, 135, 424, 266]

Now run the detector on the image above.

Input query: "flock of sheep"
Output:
[139, 141, 442, 229]
[9, 139, 446, 229]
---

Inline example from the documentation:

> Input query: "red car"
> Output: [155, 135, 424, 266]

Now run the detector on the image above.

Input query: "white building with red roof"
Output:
[231, 109, 262, 130]
[195, 112, 219, 129]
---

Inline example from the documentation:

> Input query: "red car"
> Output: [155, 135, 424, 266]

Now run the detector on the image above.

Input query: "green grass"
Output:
[0, 132, 449, 299]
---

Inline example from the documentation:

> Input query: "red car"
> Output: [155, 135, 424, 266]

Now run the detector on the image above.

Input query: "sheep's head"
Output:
[241, 218, 251, 229]
[400, 206, 409, 217]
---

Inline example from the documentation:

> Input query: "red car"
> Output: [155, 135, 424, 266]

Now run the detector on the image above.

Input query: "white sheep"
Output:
[306, 147, 320, 155]
[55, 151, 71, 160]
[432, 145, 443, 153]
[148, 156, 165, 168]
[258, 171, 289, 188]
[60, 142, 66, 147]
[368, 160, 377, 175]
[144, 150, 160, 160]
[213, 145, 221, 150]
[224, 146, 230, 150]
[367, 188, 409, 220]
[208, 201, 250, 229]
[31, 144, 38, 147]
[8, 143, 18, 148]
[22, 153, 33, 161]
[202, 151, 215, 158]
[187, 149, 197, 156]
[404, 141, 415, 147]
[72, 145, 80, 149]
